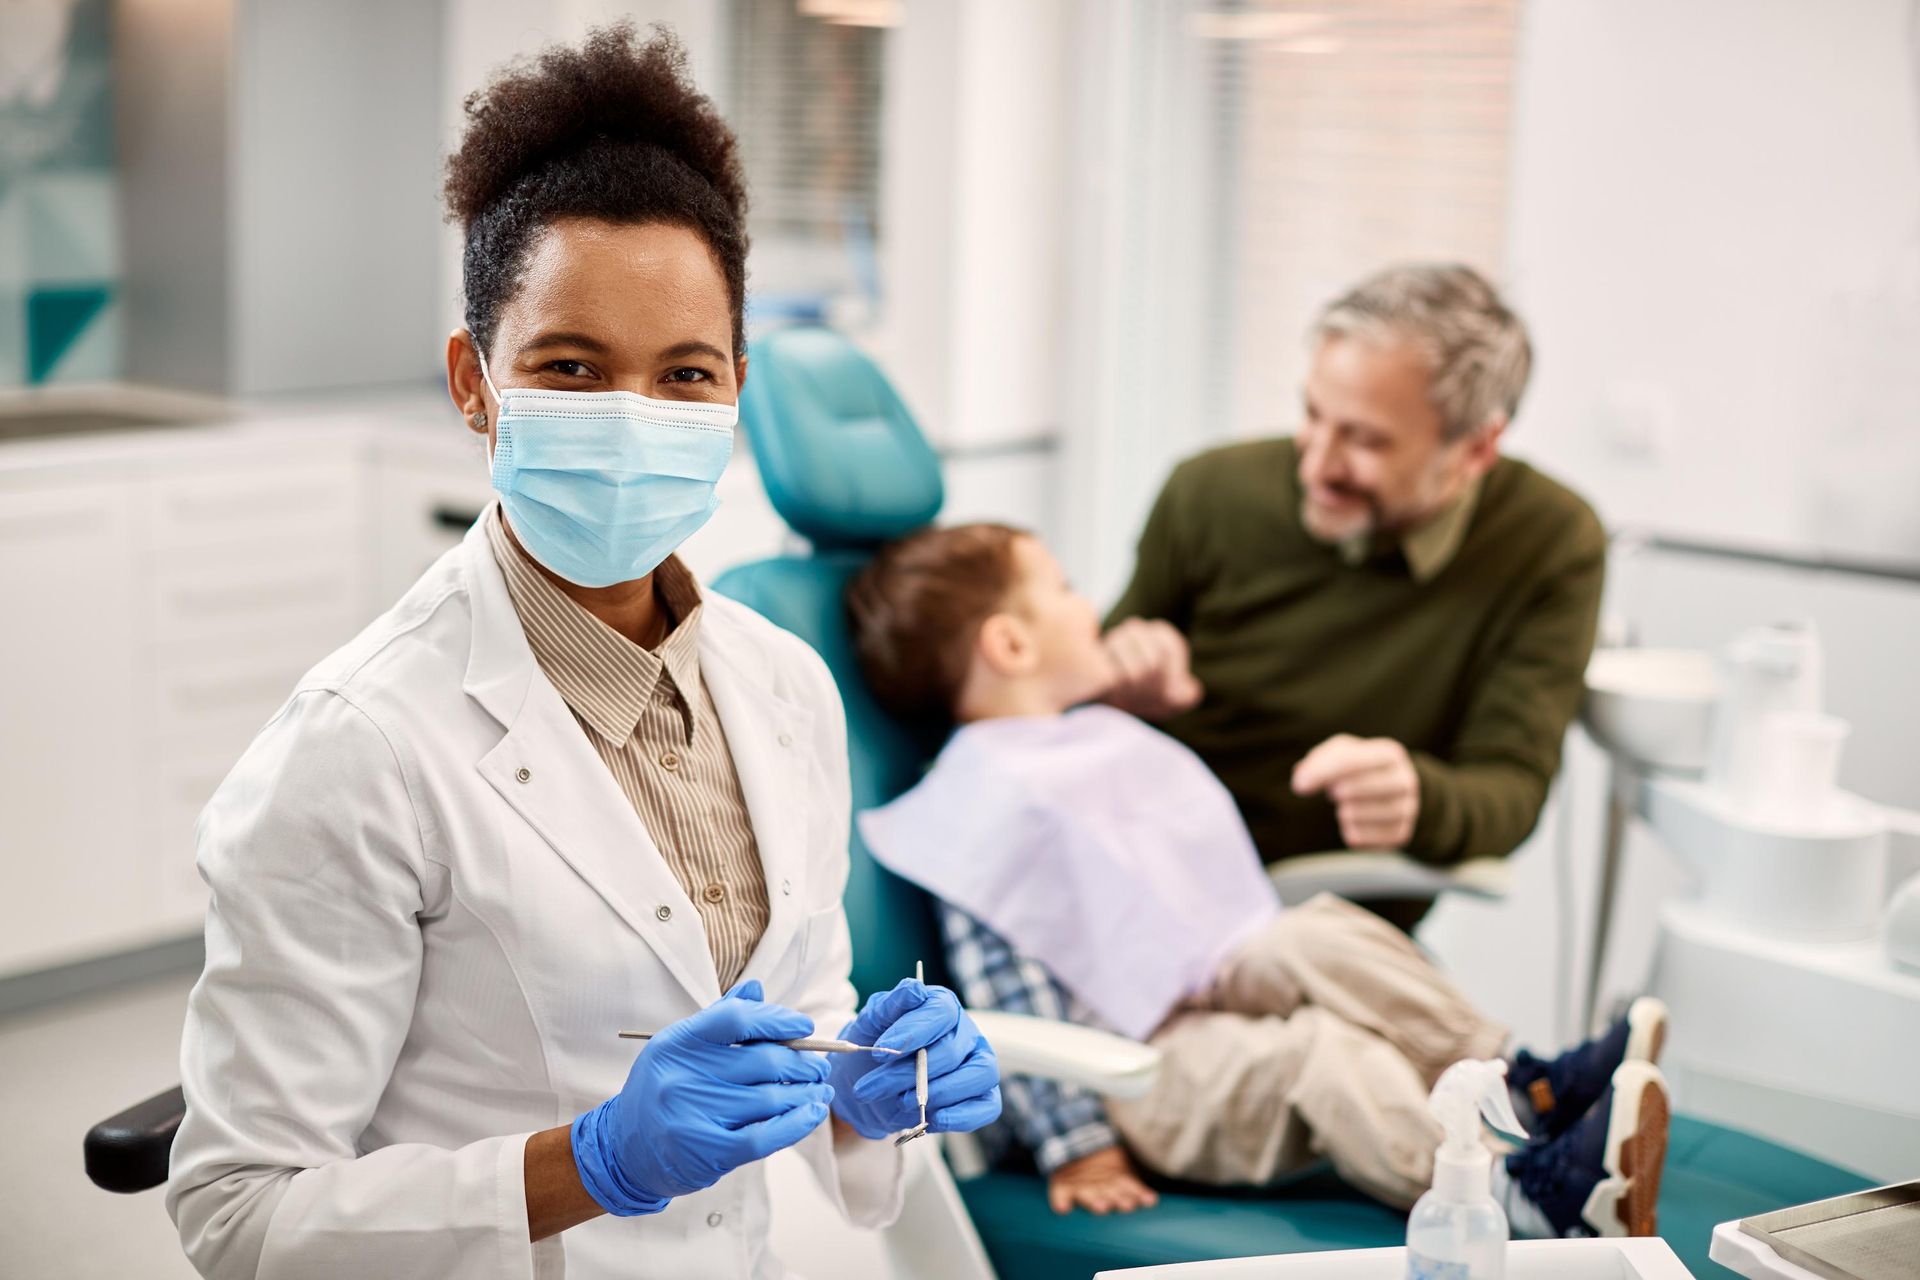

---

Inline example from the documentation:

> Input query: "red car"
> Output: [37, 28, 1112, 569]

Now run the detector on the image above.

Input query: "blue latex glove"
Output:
[829, 979, 1002, 1140]
[572, 980, 832, 1215]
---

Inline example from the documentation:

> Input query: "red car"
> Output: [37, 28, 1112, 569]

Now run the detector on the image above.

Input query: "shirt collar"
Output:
[484, 506, 705, 744]
[1334, 476, 1483, 584]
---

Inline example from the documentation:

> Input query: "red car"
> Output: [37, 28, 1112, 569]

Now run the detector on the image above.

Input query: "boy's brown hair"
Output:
[845, 522, 1029, 722]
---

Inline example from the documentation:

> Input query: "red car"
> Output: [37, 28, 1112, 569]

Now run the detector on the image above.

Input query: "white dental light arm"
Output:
[967, 1011, 1161, 1099]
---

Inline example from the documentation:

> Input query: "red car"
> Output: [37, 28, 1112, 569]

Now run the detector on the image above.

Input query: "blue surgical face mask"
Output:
[479, 349, 737, 588]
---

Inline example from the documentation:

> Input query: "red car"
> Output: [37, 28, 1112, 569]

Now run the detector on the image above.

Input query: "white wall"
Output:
[116, 0, 234, 392]
[1503, 0, 1920, 567]
[867, 2, 961, 441]
[872, 0, 1073, 452]
[1054, 0, 1234, 607]
[1421, 0, 1920, 1049]
[230, 0, 447, 395]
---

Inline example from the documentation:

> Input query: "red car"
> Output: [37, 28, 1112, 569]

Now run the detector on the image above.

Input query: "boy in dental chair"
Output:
[847, 522, 1671, 1238]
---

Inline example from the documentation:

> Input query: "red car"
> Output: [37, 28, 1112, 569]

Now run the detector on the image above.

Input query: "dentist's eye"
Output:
[545, 360, 592, 378]
[665, 367, 713, 383]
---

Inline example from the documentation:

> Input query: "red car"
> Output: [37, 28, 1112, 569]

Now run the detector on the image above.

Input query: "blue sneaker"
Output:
[1506, 1061, 1671, 1238]
[1508, 996, 1667, 1140]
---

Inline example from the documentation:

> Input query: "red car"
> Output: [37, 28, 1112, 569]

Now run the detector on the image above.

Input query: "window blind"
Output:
[727, 0, 885, 245]
[1201, 0, 1520, 435]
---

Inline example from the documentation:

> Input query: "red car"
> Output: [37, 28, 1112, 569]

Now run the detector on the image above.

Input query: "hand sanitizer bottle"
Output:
[1405, 1059, 1528, 1280]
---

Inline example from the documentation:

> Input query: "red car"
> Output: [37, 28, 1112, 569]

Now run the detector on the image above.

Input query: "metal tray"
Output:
[1738, 1181, 1920, 1280]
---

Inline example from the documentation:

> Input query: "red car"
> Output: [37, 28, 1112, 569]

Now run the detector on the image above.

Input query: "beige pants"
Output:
[1105, 893, 1508, 1209]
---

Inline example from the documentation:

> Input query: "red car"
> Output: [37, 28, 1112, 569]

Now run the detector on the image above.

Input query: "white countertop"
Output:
[0, 380, 463, 477]
[1094, 1239, 1696, 1278]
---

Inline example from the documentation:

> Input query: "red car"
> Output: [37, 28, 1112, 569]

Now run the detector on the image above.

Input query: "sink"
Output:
[0, 385, 233, 443]
[1584, 646, 1720, 772]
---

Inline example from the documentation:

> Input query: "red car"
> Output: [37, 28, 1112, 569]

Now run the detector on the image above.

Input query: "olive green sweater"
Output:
[1109, 437, 1606, 867]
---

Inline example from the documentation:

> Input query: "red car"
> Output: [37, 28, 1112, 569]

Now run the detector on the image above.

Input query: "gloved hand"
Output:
[828, 979, 1002, 1140]
[571, 980, 832, 1215]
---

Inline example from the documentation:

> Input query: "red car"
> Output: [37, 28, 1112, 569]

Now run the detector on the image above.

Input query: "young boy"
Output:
[845, 522, 1671, 1238]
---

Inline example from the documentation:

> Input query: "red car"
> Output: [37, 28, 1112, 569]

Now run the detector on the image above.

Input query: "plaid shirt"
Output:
[938, 902, 1121, 1175]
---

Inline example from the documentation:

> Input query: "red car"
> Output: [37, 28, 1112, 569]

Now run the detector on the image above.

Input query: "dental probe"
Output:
[617, 1032, 902, 1055]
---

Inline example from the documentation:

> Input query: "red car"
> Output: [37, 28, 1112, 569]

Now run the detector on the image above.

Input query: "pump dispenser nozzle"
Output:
[1426, 1059, 1528, 1206]
[1433, 1060, 1527, 1147]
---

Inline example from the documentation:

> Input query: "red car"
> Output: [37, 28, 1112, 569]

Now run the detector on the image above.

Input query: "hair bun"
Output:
[443, 21, 745, 230]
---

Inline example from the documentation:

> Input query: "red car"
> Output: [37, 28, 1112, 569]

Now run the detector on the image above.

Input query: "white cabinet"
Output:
[0, 478, 147, 975]
[0, 429, 410, 978]
[144, 634, 331, 743]
[147, 460, 362, 553]
[135, 452, 377, 944]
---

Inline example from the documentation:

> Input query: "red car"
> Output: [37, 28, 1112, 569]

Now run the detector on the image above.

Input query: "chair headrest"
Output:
[739, 326, 943, 548]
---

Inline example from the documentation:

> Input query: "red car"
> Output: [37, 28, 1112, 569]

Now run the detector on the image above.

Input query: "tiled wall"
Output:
[0, 0, 119, 386]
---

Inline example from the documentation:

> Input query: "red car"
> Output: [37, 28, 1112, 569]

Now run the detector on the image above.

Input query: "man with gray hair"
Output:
[1103, 263, 1605, 931]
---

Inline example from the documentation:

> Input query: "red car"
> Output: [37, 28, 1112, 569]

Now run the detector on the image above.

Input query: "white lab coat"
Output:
[166, 517, 903, 1280]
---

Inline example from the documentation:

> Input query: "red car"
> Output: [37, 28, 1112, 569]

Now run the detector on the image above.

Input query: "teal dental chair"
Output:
[710, 325, 1873, 1279]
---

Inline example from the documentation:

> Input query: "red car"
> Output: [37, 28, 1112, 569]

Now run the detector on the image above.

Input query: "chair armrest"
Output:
[84, 1084, 184, 1193]
[1267, 851, 1511, 906]
[969, 1011, 1160, 1099]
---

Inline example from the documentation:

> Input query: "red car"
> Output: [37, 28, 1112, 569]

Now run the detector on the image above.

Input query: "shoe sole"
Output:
[1625, 996, 1669, 1069]
[1580, 1061, 1670, 1237]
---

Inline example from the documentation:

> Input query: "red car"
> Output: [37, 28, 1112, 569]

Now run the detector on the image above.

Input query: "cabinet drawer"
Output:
[146, 741, 250, 934]
[0, 477, 148, 978]
[149, 461, 359, 552]
[147, 638, 322, 741]
[148, 550, 362, 645]
[0, 480, 136, 545]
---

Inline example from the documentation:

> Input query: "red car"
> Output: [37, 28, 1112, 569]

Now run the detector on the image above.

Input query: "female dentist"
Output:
[166, 25, 999, 1280]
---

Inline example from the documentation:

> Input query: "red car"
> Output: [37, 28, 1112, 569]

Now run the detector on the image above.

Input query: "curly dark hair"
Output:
[443, 22, 749, 361]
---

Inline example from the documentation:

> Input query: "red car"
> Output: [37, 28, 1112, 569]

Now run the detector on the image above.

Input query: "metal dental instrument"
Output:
[895, 961, 930, 1147]
[616, 1032, 902, 1055]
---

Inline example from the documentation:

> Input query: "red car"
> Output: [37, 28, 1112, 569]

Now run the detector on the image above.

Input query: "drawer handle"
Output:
[0, 508, 108, 539]
[432, 505, 484, 533]
[169, 491, 338, 521]
[167, 674, 297, 711]
[169, 577, 344, 614]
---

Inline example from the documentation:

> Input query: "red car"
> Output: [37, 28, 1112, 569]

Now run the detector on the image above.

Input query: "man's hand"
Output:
[1100, 618, 1203, 720]
[1047, 1145, 1159, 1216]
[1291, 734, 1421, 850]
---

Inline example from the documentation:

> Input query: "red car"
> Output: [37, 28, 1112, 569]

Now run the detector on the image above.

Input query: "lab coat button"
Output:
[656, 905, 673, 922]
[781, 879, 792, 896]
[777, 733, 793, 748]
[707, 1212, 723, 1228]
[514, 767, 531, 783]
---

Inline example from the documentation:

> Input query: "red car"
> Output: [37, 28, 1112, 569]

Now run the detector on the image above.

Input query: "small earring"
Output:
[472, 410, 488, 431]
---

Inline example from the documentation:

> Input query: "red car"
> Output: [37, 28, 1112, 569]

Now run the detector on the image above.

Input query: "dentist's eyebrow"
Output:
[518, 331, 615, 357]
[657, 339, 731, 363]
